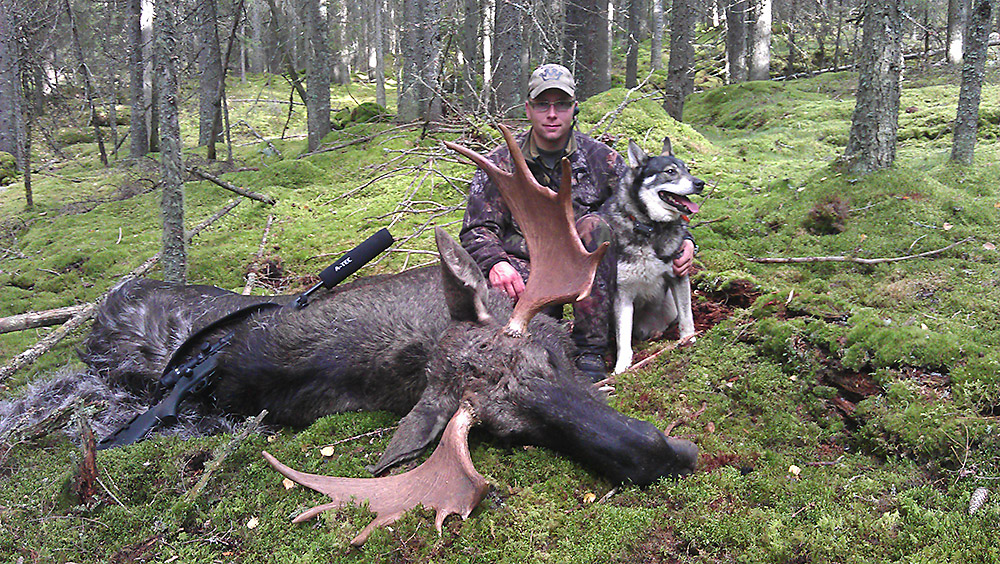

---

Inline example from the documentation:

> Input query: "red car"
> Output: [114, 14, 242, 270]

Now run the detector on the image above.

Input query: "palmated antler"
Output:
[262, 404, 488, 547]
[445, 124, 609, 336]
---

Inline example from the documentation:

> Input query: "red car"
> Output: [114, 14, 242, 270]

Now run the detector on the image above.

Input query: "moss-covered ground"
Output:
[2, 63, 999, 563]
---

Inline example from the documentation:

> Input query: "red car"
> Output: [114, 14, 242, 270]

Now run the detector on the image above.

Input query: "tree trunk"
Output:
[460, 0, 479, 109]
[198, 0, 223, 146]
[306, 0, 331, 151]
[651, 0, 664, 71]
[126, 0, 148, 158]
[843, 0, 902, 173]
[664, 0, 694, 120]
[725, 0, 748, 83]
[625, 0, 642, 87]
[0, 0, 21, 163]
[397, 0, 442, 122]
[330, 0, 350, 84]
[493, 0, 523, 115]
[947, 0, 969, 65]
[747, 0, 772, 80]
[156, 0, 186, 283]
[375, 0, 387, 108]
[565, 0, 609, 99]
[64, 0, 109, 167]
[785, 0, 799, 77]
[951, 0, 995, 164]
[208, 0, 245, 162]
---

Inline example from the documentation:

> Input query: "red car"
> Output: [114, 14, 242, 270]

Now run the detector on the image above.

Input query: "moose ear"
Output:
[661, 137, 673, 157]
[627, 140, 647, 169]
[368, 389, 458, 475]
[434, 227, 493, 324]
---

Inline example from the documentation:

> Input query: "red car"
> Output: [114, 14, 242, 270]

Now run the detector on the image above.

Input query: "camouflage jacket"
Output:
[459, 129, 627, 276]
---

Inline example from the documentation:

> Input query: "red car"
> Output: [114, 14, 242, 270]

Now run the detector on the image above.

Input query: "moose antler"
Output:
[445, 124, 609, 336]
[262, 404, 488, 546]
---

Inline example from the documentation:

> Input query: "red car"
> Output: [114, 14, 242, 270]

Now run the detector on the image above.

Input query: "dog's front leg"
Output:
[673, 275, 696, 340]
[613, 295, 635, 374]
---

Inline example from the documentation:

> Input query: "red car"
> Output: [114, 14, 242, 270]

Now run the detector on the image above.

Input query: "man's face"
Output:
[525, 89, 576, 152]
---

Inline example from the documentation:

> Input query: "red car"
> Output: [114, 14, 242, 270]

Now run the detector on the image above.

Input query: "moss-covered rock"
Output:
[0, 151, 17, 185]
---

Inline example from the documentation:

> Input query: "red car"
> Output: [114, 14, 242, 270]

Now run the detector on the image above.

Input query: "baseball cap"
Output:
[527, 64, 575, 99]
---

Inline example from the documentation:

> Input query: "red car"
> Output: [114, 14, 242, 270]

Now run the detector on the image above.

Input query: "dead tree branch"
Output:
[0, 304, 92, 335]
[745, 238, 973, 265]
[180, 410, 268, 503]
[187, 167, 276, 205]
[243, 214, 275, 295]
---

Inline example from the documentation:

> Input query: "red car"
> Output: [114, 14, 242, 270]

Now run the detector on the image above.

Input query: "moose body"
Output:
[84, 232, 696, 484]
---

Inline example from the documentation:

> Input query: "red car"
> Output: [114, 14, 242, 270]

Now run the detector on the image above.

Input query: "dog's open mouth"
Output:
[658, 192, 700, 215]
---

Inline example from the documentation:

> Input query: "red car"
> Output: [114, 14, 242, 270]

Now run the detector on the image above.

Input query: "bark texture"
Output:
[843, 0, 903, 173]
[492, 0, 524, 115]
[197, 0, 223, 146]
[725, 0, 748, 83]
[951, 0, 995, 164]
[565, 0, 610, 99]
[748, 0, 772, 80]
[156, 0, 186, 283]
[305, 0, 331, 151]
[664, 0, 695, 120]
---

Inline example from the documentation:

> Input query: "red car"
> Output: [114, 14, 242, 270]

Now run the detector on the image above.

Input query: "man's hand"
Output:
[489, 261, 525, 299]
[673, 239, 696, 277]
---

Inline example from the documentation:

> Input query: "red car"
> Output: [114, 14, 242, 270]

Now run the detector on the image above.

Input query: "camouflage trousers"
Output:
[506, 214, 616, 360]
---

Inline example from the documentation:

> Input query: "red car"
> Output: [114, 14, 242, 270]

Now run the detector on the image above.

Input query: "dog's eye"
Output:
[666, 168, 677, 175]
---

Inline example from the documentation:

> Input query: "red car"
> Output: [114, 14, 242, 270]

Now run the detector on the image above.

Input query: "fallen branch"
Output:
[745, 237, 973, 265]
[588, 71, 657, 140]
[181, 410, 268, 503]
[0, 304, 92, 335]
[187, 167, 276, 205]
[627, 332, 699, 373]
[0, 199, 243, 384]
[300, 122, 423, 158]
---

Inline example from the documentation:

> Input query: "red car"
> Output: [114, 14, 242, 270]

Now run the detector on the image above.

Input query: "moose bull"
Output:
[82, 125, 697, 545]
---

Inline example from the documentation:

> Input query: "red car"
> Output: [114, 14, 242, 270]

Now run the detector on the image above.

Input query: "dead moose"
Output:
[82, 125, 698, 545]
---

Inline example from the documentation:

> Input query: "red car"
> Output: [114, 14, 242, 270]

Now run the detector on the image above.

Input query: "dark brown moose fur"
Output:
[82, 229, 697, 486]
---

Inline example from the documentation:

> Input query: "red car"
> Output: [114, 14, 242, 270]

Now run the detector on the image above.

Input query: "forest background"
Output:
[1, 0, 1000, 561]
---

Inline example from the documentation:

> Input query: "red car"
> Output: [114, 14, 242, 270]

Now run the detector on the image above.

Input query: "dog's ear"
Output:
[627, 140, 647, 169]
[661, 137, 673, 157]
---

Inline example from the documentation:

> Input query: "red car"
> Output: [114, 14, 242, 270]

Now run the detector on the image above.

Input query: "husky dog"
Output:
[604, 137, 704, 374]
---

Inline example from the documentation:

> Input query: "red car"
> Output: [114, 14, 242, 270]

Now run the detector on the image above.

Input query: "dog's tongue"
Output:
[675, 195, 700, 215]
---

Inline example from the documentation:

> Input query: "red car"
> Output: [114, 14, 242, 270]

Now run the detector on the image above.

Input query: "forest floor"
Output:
[2, 64, 1000, 563]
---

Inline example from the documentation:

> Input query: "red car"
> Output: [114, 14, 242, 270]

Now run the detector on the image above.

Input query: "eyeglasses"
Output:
[528, 99, 575, 112]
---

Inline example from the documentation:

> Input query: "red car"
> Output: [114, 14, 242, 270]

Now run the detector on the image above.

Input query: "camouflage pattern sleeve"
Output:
[459, 165, 511, 276]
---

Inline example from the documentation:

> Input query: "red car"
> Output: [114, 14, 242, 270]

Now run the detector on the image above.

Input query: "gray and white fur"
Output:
[603, 137, 704, 374]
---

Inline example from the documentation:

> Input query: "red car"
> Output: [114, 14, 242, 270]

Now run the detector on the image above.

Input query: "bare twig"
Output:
[299, 122, 423, 158]
[243, 215, 275, 295]
[663, 401, 708, 437]
[745, 238, 973, 265]
[181, 410, 268, 503]
[187, 167, 276, 205]
[319, 426, 396, 449]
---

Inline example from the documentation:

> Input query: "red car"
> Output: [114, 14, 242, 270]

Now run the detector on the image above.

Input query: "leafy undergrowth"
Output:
[3, 64, 1000, 563]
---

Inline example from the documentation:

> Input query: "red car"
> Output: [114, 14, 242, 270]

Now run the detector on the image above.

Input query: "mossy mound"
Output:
[332, 102, 389, 130]
[0, 151, 17, 185]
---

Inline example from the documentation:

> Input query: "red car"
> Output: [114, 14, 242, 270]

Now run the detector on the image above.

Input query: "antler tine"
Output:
[445, 124, 608, 337]
[263, 404, 488, 547]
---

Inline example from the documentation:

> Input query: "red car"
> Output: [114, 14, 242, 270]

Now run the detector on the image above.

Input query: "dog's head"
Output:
[626, 137, 704, 223]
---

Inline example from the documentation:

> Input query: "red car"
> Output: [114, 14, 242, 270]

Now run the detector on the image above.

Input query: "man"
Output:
[460, 64, 695, 381]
